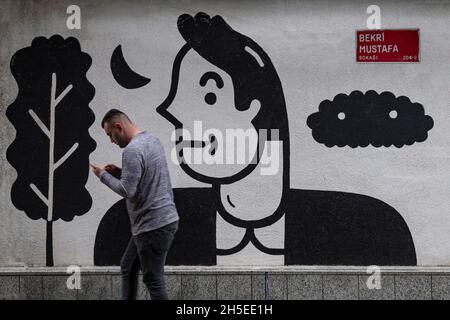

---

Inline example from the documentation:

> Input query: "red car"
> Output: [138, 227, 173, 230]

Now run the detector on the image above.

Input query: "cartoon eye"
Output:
[205, 92, 217, 105]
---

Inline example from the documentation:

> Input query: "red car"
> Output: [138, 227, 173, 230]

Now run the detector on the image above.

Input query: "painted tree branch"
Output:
[27, 73, 75, 221]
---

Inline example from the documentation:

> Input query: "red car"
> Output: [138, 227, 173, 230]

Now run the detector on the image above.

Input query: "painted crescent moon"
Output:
[110, 45, 151, 89]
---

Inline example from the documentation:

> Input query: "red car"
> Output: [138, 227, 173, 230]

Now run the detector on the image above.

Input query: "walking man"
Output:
[91, 109, 179, 300]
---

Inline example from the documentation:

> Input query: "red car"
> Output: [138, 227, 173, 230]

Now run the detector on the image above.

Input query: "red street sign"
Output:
[356, 29, 420, 62]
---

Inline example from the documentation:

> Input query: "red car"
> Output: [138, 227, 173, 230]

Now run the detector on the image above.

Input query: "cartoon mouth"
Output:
[176, 134, 217, 156]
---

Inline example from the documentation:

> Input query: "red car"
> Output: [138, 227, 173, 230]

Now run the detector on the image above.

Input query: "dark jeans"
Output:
[120, 221, 178, 300]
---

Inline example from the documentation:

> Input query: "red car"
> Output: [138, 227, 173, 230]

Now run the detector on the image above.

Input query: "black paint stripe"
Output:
[216, 229, 252, 255]
[226, 194, 235, 208]
[249, 229, 285, 255]
[199, 71, 224, 88]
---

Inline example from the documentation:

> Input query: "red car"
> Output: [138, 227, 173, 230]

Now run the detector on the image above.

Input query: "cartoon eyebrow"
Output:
[199, 71, 224, 89]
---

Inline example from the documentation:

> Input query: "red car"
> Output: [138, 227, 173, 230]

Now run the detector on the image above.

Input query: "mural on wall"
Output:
[307, 90, 434, 148]
[94, 12, 417, 266]
[6, 35, 96, 266]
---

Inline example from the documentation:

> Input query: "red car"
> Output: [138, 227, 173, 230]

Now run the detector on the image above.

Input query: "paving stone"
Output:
[20, 275, 43, 300]
[287, 274, 322, 300]
[0, 276, 20, 300]
[395, 275, 431, 300]
[432, 275, 450, 300]
[181, 275, 216, 300]
[77, 275, 112, 300]
[43, 275, 77, 300]
[359, 274, 395, 300]
[217, 274, 252, 300]
[252, 274, 287, 300]
[323, 275, 358, 300]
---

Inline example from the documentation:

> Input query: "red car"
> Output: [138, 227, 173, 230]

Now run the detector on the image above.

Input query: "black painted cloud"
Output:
[307, 90, 434, 148]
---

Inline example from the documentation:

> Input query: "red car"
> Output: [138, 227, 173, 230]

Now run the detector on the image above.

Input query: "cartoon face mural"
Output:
[158, 48, 261, 181]
[156, 13, 290, 187]
[95, 12, 417, 267]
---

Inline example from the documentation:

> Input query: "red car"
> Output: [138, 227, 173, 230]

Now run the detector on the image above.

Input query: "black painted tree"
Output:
[6, 35, 96, 266]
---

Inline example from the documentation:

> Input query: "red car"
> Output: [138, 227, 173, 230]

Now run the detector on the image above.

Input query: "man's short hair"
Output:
[101, 109, 131, 128]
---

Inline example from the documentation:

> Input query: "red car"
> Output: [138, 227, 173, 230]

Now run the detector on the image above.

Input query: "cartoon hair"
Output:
[177, 13, 289, 137]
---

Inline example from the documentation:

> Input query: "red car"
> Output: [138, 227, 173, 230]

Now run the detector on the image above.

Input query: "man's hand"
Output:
[104, 164, 121, 178]
[90, 163, 106, 178]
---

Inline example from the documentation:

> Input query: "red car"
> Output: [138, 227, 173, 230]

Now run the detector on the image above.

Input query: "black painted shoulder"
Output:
[94, 188, 217, 266]
[94, 199, 131, 266]
[284, 189, 417, 266]
[167, 188, 217, 265]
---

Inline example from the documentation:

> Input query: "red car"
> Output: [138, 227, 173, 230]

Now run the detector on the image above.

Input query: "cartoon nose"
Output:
[156, 103, 182, 128]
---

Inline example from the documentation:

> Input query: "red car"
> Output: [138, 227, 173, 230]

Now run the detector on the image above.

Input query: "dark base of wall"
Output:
[1, 267, 449, 300]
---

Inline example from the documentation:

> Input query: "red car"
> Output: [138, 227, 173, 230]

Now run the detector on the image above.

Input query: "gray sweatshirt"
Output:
[100, 131, 179, 236]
